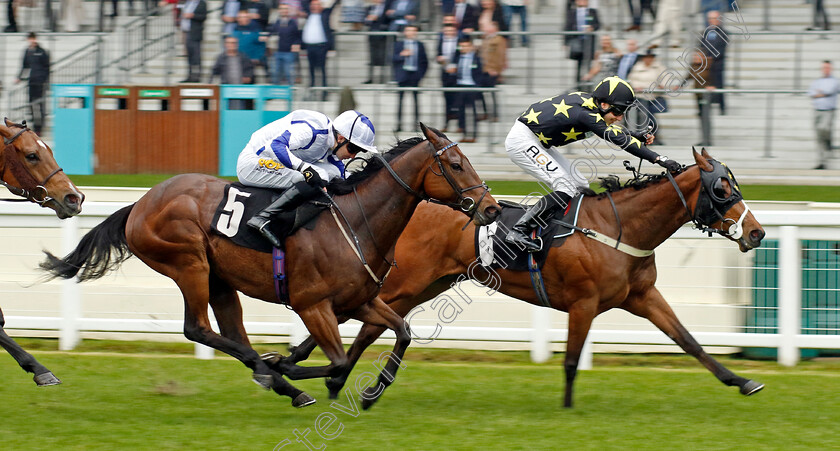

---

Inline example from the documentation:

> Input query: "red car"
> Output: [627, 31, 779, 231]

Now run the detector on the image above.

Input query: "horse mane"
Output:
[328, 136, 429, 195]
[586, 171, 675, 197]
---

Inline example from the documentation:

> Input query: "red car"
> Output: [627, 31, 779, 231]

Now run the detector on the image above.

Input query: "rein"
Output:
[0, 124, 63, 206]
[665, 168, 748, 239]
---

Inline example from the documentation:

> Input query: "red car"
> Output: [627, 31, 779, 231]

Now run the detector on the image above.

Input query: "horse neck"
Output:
[340, 147, 431, 260]
[611, 167, 701, 251]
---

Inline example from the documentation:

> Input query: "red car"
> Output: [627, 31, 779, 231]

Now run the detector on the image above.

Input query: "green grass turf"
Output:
[1, 339, 839, 450]
[67, 174, 839, 202]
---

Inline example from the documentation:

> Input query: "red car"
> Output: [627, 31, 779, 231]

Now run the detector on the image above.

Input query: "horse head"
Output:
[0, 118, 84, 218]
[418, 122, 500, 225]
[691, 147, 764, 252]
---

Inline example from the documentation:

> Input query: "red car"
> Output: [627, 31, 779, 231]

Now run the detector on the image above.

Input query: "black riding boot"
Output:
[505, 191, 572, 252]
[247, 182, 320, 248]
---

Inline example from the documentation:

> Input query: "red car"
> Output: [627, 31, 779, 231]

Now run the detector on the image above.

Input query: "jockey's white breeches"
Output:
[505, 120, 587, 196]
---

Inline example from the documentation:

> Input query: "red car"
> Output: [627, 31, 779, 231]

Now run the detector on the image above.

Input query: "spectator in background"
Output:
[392, 24, 428, 132]
[233, 10, 268, 83]
[301, 0, 337, 101]
[616, 38, 639, 79]
[807, 0, 830, 30]
[628, 48, 666, 144]
[5, 0, 18, 32]
[364, 0, 391, 84]
[582, 34, 620, 87]
[480, 20, 506, 122]
[809, 61, 840, 169]
[180, 0, 207, 83]
[625, 0, 654, 32]
[15, 33, 50, 135]
[387, 0, 418, 32]
[270, 3, 301, 86]
[244, 0, 270, 30]
[478, 0, 507, 35]
[650, 0, 681, 48]
[452, 0, 479, 33]
[703, 10, 727, 114]
[341, 0, 366, 30]
[438, 17, 461, 131]
[686, 50, 714, 146]
[450, 35, 483, 143]
[210, 36, 255, 108]
[221, 0, 240, 36]
[501, 0, 529, 47]
[564, 0, 600, 87]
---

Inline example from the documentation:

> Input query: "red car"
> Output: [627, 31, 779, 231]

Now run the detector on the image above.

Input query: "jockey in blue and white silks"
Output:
[237, 109, 378, 248]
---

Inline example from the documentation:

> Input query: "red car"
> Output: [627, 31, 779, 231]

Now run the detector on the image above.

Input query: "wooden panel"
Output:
[93, 86, 135, 174]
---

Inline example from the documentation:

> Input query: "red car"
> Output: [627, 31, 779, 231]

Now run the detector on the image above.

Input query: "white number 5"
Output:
[216, 187, 251, 237]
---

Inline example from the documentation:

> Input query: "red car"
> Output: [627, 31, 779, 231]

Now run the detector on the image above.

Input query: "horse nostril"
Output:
[65, 194, 81, 209]
[750, 229, 765, 242]
[485, 206, 500, 219]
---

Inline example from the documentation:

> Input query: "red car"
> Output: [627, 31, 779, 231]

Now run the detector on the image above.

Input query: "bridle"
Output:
[665, 159, 749, 240]
[1, 122, 64, 206]
[372, 140, 491, 224]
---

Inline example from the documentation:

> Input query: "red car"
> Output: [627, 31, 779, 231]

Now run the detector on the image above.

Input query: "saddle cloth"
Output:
[210, 183, 326, 253]
[474, 193, 583, 271]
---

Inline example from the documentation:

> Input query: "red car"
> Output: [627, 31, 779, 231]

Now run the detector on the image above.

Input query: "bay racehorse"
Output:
[282, 149, 766, 408]
[1, 118, 85, 386]
[39, 124, 500, 407]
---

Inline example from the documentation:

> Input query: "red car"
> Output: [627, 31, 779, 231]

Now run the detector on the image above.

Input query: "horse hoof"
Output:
[292, 393, 316, 408]
[361, 395, 378, 410]
[260, 351, 282, 365]
[252, 373, 273, 390]
[741, 380, 764, 396]
[34, 372, 61, 387]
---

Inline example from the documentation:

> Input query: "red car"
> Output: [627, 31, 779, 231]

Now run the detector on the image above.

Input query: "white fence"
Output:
[2, 198, 840, 367]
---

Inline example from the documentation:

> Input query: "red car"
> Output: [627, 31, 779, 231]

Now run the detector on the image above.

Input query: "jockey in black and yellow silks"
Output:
[504, 76, 683, 252]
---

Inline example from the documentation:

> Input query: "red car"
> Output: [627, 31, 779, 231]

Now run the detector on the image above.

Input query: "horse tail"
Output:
[39, 204, 135, 282]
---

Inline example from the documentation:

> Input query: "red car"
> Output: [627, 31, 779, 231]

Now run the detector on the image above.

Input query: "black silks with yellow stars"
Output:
[517, 91, 659, 163]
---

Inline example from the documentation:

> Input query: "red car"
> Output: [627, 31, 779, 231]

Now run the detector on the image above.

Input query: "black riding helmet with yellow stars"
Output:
[592, 76, 636, 117]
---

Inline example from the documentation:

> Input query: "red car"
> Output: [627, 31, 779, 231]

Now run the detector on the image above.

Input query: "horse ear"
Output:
[0, 118, 10, 138]
[693, 147, 714, 172]
[419, 122, 440, 145]
[700, 147, 713, 160]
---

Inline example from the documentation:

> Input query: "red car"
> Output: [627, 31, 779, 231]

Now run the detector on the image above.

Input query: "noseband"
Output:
[1, 122, 64, 206]
[373, 140, 490, 222]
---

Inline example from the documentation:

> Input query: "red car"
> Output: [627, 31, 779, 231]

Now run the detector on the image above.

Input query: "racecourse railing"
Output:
[1, 197, 838, 366]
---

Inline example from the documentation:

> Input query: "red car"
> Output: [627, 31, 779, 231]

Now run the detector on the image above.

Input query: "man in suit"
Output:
[564, 0, 600, 85]
[437, 16, 461, 130]
[181, 0, 207, 83]
[386, 0, 418, 31]
[364, 0, 391, 84]
[703, 10, 728, 114]
[301, 0, 339, 100]
[451, 0, 478, 33]
[392, 24, 428, 132]
[449, 35, 483, 142]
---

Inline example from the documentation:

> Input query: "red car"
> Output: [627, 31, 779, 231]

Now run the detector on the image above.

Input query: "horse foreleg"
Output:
[265, 313, 352, 369]
[563, 303, 597, 408]
[0, 308, 60, 386]
[622, 288, 764, 396]
[272, 302, 350, 380]
[324, 322, 387, 400]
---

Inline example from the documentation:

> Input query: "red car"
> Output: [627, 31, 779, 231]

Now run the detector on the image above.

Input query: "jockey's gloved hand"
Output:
[655, 155, 682, 172]
[301, 167, 329, 188]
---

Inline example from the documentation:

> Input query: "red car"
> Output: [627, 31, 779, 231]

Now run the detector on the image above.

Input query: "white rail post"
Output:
[530, 305, 551, 363]
[777, 225, 801, 367]
[290, 312, 307, 347]
[578, 335, 593, 370]
[59, 216, 81, 351]
[194, 343, 215, 359]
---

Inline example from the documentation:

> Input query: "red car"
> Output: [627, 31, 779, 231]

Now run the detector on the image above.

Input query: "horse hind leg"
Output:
[174, 266, 312, 407]
[622, 288, 764, 396]
[0, 309, 60, 386]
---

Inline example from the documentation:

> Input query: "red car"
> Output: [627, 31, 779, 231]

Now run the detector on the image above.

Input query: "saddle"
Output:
[475, 193, 584, 272]
[210, 183, 328, 253]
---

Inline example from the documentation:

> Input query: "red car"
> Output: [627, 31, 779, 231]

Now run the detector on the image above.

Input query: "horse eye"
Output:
[25, 153, 39, 162]
[451, 163, 463, 171]
[712, 178, 729, 199]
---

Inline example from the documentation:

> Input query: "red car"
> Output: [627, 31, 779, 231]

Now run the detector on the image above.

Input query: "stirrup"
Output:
[255, 221, 283, 248]
[506, 230, 542, 252]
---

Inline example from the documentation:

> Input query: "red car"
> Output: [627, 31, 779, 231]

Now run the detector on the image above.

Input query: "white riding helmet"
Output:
[332, 110, 378, 153]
